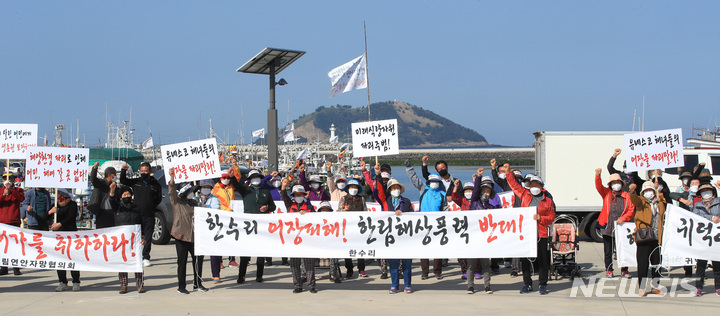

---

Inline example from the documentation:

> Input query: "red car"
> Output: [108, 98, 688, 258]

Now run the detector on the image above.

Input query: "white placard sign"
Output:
[161, 138, 221, 184]
[0, 124, 38, 159]
[351, 119, 399, 157]
[24, 146, 89, 189]
[661, 204, 720, 263]
[195, 207, 538, 259]
[623, 128, 683, 172]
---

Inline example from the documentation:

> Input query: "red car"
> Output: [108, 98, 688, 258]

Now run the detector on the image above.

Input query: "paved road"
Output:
[0, 236, 715, 315]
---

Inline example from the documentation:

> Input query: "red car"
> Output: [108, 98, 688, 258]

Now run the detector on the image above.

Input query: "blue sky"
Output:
[1, 1, 718, 147]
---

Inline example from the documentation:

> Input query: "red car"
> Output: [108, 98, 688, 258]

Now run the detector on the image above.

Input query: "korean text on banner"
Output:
[328, 54, 368, 98]
[161, 138, 221, 184]
[615, 222, 638, 267]
[24, 147, 89, 189]
[0, 224, 143, 273]
[0, 124, 38, 160]
[195, 207, 537, 259]
[623, 128, 683, 172]
[661, 204, 720, 263]
[351, 119, 399, 157]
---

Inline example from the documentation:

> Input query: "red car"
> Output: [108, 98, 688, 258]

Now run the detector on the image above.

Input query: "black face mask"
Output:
[122, 197, 132, 204]
[481, 194, 489, 202]
[140, 173, 150, 180]
[437, 169, 448, 177]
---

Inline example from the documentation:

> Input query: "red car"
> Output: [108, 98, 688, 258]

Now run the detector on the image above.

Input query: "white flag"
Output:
[328, 54, 368, 98]
[283, 131, 294, 143]
[285, 123, 294, 132]
[329, 135, 339, 143]
[297, 149, 308, 160]
[252, 128, 265, 139]
[141, 137, 154, 149]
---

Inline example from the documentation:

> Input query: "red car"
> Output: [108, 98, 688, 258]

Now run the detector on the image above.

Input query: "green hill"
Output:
[291, 101, 490, 148]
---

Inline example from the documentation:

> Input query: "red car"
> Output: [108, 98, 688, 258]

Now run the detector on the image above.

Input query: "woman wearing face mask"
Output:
[628, 181, 665, 296]
[691, 183, 720, 296]
[339, 179, 369, 277]
[48, 189, 81, 292]
[109, 185, 146, 294]
[198, 179, 226, 283]
[491, 158, 523, 208]
[595, 170, 635, 279]
[258, 171, 284, 266]
[325, 161, 348, 202]
[280, 180, 317, 293]
[505, 165, 555, 295]
[297, 164, 330, 202]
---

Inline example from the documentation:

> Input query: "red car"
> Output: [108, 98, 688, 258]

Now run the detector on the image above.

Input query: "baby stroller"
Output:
[548, 214, 581, 280]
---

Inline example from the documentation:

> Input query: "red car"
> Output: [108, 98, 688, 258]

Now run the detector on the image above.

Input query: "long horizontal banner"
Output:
[615, 221, 695, 268]
[194, 207, 537, 259]
[0, 224, 142, 273]
[661, 204, 720, 262]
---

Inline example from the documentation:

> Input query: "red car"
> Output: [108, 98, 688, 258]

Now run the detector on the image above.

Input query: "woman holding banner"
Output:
[629, 181, 665, 297]
[281, 179, 317, 293]
[108, 183, 146, 294]
[595, 169, 635, 278]
[48, 189, 80, 292]
[340, 179, 369, 278]
[691, 183, 720, 296]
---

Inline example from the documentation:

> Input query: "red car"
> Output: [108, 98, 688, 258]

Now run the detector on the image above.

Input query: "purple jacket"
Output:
[299, 171, 331, 201]
[260, 174, 282, 201]
[469, 175, 501, 210]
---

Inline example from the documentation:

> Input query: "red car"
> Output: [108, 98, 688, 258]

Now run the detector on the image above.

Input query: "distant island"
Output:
[286, 100, 491, 148]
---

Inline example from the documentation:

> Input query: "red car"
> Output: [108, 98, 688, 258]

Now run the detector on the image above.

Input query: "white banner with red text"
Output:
[661, 204, 720, 263]
[24, 146, 90, 189]
[0, 123, 37, 159]
[194, 207, 537, 259]
[623, 128, 684, 172]
[0, 224, 143, 272]
[161, 138, 221, 185]
[228, 199, 508, 213]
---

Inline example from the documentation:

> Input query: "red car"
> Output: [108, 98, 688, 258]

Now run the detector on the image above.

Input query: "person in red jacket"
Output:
[0, 180, 25, 276]
[595, 169, 635, 278]
[505, 164, 555, 295]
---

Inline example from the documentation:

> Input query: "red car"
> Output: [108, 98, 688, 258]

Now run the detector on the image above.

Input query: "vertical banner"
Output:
[623, 128, 683, 172]
[328, 54, 368, 98]
[0, 124, 38, 159]
[160, 138, 221, 184]
[661, 204, 720, 262]
[614, 222, 638, 267]
[351, 119, 399, 157]
[24, 147, 89, 189]
[0, 223, 142, 272]
[194, 207, 537, 259]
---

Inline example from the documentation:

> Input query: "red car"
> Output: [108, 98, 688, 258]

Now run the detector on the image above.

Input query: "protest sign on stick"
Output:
[351, 119, 399, 158]
[623, 128, 683, 172]
[160, 138, 221, 184]
[0, 124, 38, 181]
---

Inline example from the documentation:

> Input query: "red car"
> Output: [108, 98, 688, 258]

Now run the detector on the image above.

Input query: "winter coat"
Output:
[120, 169, 162, 217]
[20, 188, 51, 227]
[0, 186, 25, 225]
[506, 171, 555, 238]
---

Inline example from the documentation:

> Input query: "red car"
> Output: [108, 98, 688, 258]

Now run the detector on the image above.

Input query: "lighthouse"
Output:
[330, 123, 336, 139]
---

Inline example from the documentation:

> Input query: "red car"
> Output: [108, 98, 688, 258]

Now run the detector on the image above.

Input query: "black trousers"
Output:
[175, 240, 204, 290]
[345, 258, 365, 272]
[636, 240, 660, 289]
[239, 257, 265, 279]
[141, 215, 154, 260]
[521, 238, 549, 286]
[57, 270, 80, 284]
[603, 235, 628, 272]
[695, 260, 720, 290]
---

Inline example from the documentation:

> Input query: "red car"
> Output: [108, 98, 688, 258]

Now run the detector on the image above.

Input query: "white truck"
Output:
[533, 131, 720, 242]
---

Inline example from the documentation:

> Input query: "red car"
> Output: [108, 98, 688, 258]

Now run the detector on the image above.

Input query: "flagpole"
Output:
[364, 21, 378, 166]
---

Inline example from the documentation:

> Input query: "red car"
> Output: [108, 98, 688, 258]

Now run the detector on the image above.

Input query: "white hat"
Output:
[462, 182, 474, 190]
[308, 175, 322, 183]
[428, 173, 442, 182]
[199, 179, 213, 187]
[291, 185, 306, 194]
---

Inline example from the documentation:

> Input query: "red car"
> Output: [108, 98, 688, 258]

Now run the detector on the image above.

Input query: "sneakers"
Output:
[435, 273, 443, 280]
[380, 272, 388, 279]
[72, 283, 80, 292]
[309, 287, 317, 294]
[137, 285, 146, 293]
[236, 277, 245, 284]
[220, 263, 226, 269]
[485, 286, 493, 294]
[510, 271, 518, 277]
[265, 260, 273, 267]
[520, 285, 533, 294]
[475, 273, 482, 279]
[293, 287, 302, 294]
[142, 259, 151, 267]
[461, 273, 467, 280]
[359, 271, 368, 277]
[467, 286, 474, 294]
[650, 288, 663, 295]
[334, 278, 341, 283]
[119, 285, 128, 294]
[13, 268, 22, 276]
[213, 277, 222, 284]
[421, 273, 429, 280]
[606, 271, 613, 278]
[228, 261, 239, 268]
[539, 285, 548, 295]
[193, 284, 207, 292]
[256, 277, 263, 283]
[695, 289, 702, 297]
[404, 287, 413, 294]
[716, 289, 720, 296]
[177, 288, 190, 294]
[346, 270, 354, 278]
[389, 287, 398, 294]
[55, 282, 70, 292]
[621, 271, 630, 278]
[492, 269, 500, 275]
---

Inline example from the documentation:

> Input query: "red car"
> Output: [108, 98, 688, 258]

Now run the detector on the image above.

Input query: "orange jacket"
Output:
[506, 172, 555, 238]
[595, 175, 635, 227]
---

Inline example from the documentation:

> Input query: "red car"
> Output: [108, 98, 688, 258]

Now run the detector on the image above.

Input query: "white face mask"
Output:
[294, 196, 305, 204]
[464, 192, 472, 200]
[689, 186, 699, 194]
[201, 188, 212, 196]
[250, 178, 261, 186]
[701, 191, 714, 200]
[272, 181, 281, 188]
[336, 182, 347, 190]
[390, 190, 401, 198]
[348, 188, 359, 196]
[643, 191, 655, 200]
[498, 173, 506, 179]
[221, 179, 230, 185]
[682, 178, 689, 186]
[611, 183, 623, 192]
[657, 185, 664, 192]
[429, 182, 440, 190]
[311, 183, 320, 190]
[529, 187, 542, 196]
